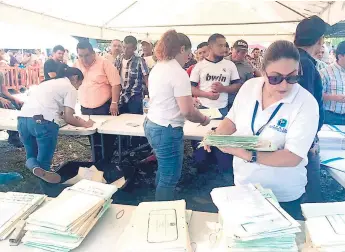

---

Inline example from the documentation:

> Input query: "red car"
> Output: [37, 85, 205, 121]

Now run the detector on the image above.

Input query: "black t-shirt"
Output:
[44, 59, 61, 80]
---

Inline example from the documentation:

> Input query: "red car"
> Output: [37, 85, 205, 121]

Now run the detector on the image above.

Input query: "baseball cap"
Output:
[336, 41, 345, 58]
[141, 38, 152, 45]
[294, 15, 327, 47]
[233, 40, 248, 50]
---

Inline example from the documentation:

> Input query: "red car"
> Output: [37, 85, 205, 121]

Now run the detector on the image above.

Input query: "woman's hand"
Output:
[0, 98, 11, 109]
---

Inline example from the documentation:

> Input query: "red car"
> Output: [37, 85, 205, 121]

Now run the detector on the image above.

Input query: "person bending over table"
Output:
[18, 65, 94, 184]
[75, 41, 121, 162]
[144, 30, 211, 201]
[204, 41, 319, 220]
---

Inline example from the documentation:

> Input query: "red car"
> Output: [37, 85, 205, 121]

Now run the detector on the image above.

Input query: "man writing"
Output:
[44, 45, 65, 80]
[75, 41, 121, 161]
[115, 36, 149, 114]
[104, 39, 123, 64]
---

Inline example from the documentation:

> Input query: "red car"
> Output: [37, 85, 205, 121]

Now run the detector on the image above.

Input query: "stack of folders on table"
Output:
[0, 192, 46, 240]
[211, 184, 301, 252]
[318, 125, 345, 150]
[22, 179, 117, 252]
[116, 200, 192, 252]
[302, 202, 345, 252]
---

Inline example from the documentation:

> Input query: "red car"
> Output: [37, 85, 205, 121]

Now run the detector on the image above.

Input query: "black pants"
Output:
[81, 101, 115, 162]
[279, 196, 304, 220]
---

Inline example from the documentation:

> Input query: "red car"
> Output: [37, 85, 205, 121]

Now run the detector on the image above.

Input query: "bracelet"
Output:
[111, 101, 118, 104]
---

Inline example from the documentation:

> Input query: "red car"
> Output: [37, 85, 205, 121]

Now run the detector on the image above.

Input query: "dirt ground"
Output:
[0, 131, 344, 213]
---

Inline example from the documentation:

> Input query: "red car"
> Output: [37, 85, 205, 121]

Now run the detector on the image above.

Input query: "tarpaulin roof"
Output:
[0, 0, 344, 43]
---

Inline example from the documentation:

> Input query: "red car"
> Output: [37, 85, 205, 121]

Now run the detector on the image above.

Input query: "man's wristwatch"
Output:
[111, 101, 118, 105]
[249, 151, 257, 163]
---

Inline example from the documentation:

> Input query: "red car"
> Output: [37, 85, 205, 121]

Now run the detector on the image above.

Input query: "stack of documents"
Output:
[22, 180, 117, 251]
[200, 135, 277, 151]
[318, 125, 345, 150]
[199, 108, 222, 119]
[0, 192, 46, 240]
[302, 202, 345, 252]
[116, 200, 192, 252]
[211, 184, 300, 251]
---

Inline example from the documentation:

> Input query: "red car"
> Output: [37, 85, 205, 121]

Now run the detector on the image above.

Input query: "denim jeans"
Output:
[144, 118, 184, 201]
[119, 94, 143, 115]
[81, 100, 116, 162]
[304, 144, 323, 203]
[324, 110, 345, 125]
[17, 117, 59, 171]
[279, 196, 304, 220]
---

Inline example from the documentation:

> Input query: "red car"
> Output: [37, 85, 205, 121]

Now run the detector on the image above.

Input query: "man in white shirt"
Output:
[190, 33, 240, 116]
[190, 33, 240, 177]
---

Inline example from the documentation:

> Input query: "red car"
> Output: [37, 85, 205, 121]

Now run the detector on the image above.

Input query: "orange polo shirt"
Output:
[75, 56, 120, 109]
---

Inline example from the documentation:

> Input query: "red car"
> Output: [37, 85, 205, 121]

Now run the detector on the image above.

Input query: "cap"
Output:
[233, 40, 248, 50]
[141, 38, 152, 45]
[294, 15, 327, 47]
[336, 41, 345, 57]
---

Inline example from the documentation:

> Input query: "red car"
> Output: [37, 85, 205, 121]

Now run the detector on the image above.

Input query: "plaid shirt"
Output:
[115, 54, 149, 104]
[320, 62, 345, 114]
[316, 59, 328, 72]
[250, 56, 262, 70]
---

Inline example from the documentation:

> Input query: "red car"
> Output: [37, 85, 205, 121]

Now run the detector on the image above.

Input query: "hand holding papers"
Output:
[23, 180, 117, 251]
[200, 135, 277, 151]
[199, 108, 222, 119]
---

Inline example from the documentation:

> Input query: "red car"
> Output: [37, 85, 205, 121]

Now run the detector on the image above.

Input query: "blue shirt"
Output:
[298, 48, 324, 131]
[320, 62, 345, 114]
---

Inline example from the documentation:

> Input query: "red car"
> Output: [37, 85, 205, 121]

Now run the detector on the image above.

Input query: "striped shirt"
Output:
[320, 62, 345, 114]
[316, 59, 328, 72]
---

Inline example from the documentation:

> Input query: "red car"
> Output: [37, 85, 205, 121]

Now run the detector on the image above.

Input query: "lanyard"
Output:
[251, 101, 283, 136]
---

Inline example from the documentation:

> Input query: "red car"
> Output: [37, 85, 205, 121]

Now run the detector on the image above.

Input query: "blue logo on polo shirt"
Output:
[269, 118, 288, 133]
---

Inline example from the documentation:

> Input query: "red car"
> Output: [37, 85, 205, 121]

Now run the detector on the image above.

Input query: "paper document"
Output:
[199, 108, 222, 119]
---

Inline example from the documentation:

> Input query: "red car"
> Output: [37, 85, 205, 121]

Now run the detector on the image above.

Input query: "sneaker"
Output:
[32, 167, 61, 184]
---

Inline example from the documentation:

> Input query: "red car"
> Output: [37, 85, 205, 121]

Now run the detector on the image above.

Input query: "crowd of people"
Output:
[1, 14, 345, 220]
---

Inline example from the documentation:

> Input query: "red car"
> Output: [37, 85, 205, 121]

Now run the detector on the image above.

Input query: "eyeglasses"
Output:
[265, 72, 300, 85]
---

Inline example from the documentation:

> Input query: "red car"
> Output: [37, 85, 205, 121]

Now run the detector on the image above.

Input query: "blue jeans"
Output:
[304, 144, 322, 203]
[144, 118, 184, 201]
[324, 110, 345, 125]
[17, 117, 59, 171]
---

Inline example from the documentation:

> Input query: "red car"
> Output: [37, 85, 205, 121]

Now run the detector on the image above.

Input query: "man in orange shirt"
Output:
[75, 41, 121, 161]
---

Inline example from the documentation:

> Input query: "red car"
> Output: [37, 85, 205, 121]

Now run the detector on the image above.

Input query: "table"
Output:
[0, 204, 308, 252]
[97, 114, 221, 161]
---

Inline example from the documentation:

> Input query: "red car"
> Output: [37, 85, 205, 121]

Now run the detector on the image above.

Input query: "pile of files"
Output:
[318, 125, 345, 150]
[302, 202, 345, 252]
[116, 200, 192, 252]
[211, 184, 301, 252]
[22, 179, 117, 251]
[200, 135, 277, 151]
[0, 192, 46, 240]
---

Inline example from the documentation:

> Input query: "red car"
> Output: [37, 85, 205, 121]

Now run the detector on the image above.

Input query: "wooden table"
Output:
[0, 204, 308, 252]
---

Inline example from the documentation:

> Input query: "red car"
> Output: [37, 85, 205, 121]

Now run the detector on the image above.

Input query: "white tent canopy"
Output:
[0, 0, 344, 43]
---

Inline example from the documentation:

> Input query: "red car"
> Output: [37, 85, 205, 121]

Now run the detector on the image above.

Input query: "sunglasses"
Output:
[266, 73, 300, 85]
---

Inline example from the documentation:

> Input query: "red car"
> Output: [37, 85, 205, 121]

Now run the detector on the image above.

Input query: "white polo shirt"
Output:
[190, 59, 239, 109]
[227, 77, 319, 202]
[20, 77, 77, 123]
[147, 59, 192, 127]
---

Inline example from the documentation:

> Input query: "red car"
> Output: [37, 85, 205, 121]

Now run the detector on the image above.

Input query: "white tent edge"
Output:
[0, 1, 344, 42]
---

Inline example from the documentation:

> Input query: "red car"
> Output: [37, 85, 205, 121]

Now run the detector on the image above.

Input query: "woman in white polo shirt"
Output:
[205, 40, 319, 219]
[144, 30, 210, 201]
[18, 64, 94, 184]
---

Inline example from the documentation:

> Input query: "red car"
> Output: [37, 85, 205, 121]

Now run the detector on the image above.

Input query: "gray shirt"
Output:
[227, 57, 254, 105]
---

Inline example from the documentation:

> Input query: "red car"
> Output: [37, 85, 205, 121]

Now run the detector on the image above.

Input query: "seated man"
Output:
[0, 72, 23, 147]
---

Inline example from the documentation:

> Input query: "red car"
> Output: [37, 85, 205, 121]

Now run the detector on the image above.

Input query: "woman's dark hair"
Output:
[262, 40, 300, 71]
[56, 64, 84, 81]
[154, 30, 191, 61]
